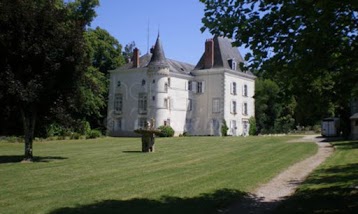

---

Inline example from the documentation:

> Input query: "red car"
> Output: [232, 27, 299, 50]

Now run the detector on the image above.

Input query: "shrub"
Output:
[87, 130, 102, 139]
[78, 121, 91, 136]
[46, 123, 63, 137]
[70, 132, 81, 140]
[1, 136, 23, 143]
[157, 125, 175, 137]
[249, 117, 257, 135]
[221, 119, 229, 136]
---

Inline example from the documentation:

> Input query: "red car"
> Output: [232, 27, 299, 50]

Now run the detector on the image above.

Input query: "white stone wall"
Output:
[108, 67, 255, 137]
[107, 68, 147, 136]
[191, 69, 224, 136]
[223, 70, 255, 136]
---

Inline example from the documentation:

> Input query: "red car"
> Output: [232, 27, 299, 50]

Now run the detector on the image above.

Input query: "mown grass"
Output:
[275, 140, 358, 213]
[0, 136, 316, 214]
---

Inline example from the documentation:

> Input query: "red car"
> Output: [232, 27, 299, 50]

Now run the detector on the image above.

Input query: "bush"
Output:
[77, 121, 91, 136]
[70, 132, 81, 140]
[221, 119, 229, 136]
[249, 117, 257, 135]
[1, 136, 23, 143]
[157, 125, 175, 137]
[87, 130, 102, 139]
[46, 123, 63, 137]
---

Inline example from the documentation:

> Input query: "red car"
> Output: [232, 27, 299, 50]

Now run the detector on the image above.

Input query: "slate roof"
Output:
[194, 37, 255, 76]
[115, 36, 253, 77]
[118, 53, 194, 76]
[148, 35, 169, 68]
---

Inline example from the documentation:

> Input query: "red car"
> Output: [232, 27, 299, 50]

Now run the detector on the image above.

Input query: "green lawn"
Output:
[0, 136, 316, 214]
[275, 140, 358, 213]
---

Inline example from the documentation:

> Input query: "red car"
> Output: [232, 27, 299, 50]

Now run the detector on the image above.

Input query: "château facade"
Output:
[107, 36, 256, 136]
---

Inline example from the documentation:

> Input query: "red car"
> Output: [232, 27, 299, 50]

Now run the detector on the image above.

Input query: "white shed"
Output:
[321, 118, 340, 137]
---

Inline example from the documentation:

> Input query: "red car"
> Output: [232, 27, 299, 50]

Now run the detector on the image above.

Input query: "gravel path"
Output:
[224, 135, 334, 214]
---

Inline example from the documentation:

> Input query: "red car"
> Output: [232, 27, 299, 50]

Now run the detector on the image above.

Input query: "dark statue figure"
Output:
[134, 118, 161, 152]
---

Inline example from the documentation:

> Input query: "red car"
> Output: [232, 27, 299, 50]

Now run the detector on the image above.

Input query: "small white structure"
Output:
[350, 113, 358, 139]
[321, 118, 340, 137]
[107, 35, 256, 136]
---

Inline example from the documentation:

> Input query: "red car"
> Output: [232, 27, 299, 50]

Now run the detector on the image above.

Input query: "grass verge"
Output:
[0, 136, 316, 214]
[275, 140, 358, 213]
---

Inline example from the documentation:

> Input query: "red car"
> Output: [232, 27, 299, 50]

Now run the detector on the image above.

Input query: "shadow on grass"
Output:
[275, 162, 358, 214]
[49, 189, 256, 214]
[332, 141, 358, 150]
[122, 151, 143, 153]
[0, 155, 67, 164]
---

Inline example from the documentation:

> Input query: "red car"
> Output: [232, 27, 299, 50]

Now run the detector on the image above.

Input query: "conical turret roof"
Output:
[148, 35, 169, 68]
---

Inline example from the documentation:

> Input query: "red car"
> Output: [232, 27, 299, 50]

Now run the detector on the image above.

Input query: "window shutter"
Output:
[202, 81, 205, 93]
[192, 81, 197, 93]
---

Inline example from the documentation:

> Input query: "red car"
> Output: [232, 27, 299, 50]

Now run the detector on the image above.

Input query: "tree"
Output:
[254, 78, 295, 134]
[201, 0, 358, 131]
[85, 27, 124, 74]
[84, 27, 125, 130]
[123, 41, 136, 63]
[0, 0, 99, 161]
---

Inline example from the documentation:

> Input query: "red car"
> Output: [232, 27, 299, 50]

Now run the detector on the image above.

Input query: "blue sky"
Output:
[91, 0, 247, 65]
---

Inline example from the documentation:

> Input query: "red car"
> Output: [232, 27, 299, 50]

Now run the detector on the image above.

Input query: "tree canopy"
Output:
[0, 0, 99, 160]
[201, 0, 358, 132]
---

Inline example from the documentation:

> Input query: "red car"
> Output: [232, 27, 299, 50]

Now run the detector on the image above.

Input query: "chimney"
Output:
[133, 48, 139, 68]
[204, 38, 214, 69]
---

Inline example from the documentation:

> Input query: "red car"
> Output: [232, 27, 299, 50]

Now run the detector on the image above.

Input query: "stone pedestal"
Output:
[135, 129, 161, 153]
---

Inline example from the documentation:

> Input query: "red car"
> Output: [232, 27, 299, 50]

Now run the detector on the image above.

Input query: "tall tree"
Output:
[85, 27, 124, 74]
[255, 78, 295, 134]
[84, 27, 125, 130]
[201, 0, 358, 130]
[0, 0, 99, 161]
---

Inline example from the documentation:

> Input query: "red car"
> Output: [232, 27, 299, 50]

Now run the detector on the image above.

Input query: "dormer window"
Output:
[228, 59, 237, 70]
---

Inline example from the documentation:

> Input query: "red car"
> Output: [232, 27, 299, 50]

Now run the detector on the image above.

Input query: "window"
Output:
[228, 59, 237, 70]
[231, 101, 237, 114]
[232, 61, 237, 70]
[141, 79, 146, 86]
[164, 98, 169, 109]
[116, 118, 122, 130]
[152, 96, 155, 101]
[212, 98, 220, 113]
[138, 118, 147, 129]
[164, 118, 171, 126]
[231, 82, 237, 95]
[168, 77, 171, 87]
[152, 79, 155, 84]
[117, 81, 121, 87]
[243, 120, 249, 136]
[188, 81, 192, 91]
[197, 81, 204, 93]
[138, 93, 147, 114]
[164, 82, 168, 92]
[114, 93, 123, 114]
[243, 103, 248, 115]
[355, 120, 358, 126]
[243, 85, 248, 97]
[187, 99, 193, 111]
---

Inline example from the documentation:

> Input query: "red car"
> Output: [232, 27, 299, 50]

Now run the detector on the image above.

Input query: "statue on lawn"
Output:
[134, 118, 161, 152]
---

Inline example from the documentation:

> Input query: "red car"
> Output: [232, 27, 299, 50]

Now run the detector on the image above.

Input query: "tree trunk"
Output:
[20, 108, 37, 162]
